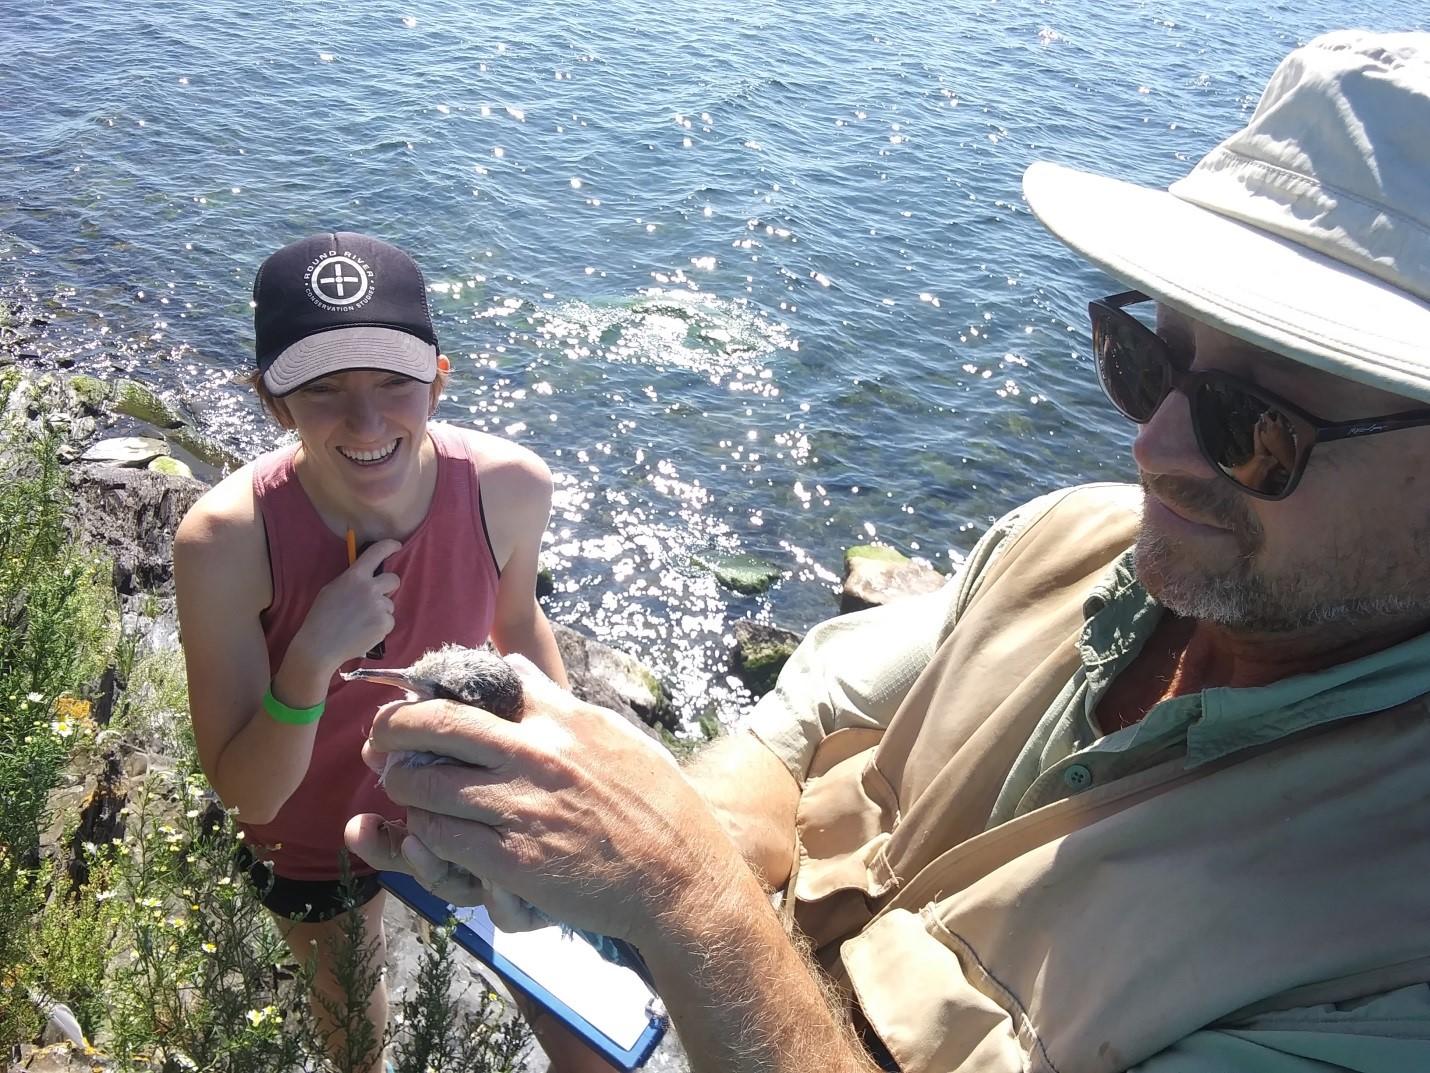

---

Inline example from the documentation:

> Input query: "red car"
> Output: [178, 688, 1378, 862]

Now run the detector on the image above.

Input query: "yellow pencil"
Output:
[346, 527, 357, 567]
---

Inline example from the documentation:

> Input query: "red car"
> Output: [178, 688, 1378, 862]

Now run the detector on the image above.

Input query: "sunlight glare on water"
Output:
[1, 0, 1425, 724]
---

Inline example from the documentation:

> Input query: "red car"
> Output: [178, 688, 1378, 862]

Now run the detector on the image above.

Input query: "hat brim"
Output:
[262, 326, 438, 396]
[1023, 161, 1430, 404]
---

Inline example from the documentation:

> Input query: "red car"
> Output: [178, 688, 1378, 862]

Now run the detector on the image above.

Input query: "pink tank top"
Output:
[243, 422, 500, 880]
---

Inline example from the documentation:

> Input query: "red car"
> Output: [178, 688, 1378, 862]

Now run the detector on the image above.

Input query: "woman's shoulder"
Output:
[173, 459, 274, 611]
[434, 423, 553, 492]
[176, 460, 264, 554]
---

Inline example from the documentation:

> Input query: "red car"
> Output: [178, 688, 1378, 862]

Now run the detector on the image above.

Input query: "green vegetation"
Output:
[391, 921, 531, 1073]
[0, 406, 530, 1070]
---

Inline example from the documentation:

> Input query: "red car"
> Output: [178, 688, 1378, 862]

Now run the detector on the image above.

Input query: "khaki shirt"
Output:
[749, 484, 1430, 1072]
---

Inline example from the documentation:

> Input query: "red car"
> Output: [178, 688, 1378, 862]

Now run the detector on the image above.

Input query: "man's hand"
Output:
[348, 656, 748, 945]
[344, 812, 488, 905]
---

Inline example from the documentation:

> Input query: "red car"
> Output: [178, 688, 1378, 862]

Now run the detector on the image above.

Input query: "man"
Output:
[348, 30, 1430, 1073]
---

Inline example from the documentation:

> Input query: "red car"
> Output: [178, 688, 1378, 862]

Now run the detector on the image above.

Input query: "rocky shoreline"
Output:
[1, 352, 948, 1072]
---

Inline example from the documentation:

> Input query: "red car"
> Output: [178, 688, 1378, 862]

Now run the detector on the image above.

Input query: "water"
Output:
[3, 0, 1425, 726]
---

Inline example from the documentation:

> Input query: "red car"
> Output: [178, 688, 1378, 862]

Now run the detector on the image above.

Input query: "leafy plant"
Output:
[392, 920, 532, 1073]
[0, 382, 529, 1072]
[103, 769, 314, 1073]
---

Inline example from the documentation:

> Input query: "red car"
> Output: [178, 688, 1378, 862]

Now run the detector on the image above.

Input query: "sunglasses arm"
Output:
[1316, 407, 1430, 444]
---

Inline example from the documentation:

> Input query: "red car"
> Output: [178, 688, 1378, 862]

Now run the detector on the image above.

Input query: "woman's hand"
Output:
[289, 539, 402, 678]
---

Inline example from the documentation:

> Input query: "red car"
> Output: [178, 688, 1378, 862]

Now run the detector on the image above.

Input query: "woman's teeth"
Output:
[338, 440, 399, 464]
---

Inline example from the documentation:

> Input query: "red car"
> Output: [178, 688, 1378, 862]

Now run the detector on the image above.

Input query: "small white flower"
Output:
[245, 1005, 277, 1027]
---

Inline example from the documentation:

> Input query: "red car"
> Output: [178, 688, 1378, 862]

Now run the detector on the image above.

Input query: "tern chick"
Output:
[342, 645, 655, 986]
[342, 644, 523, 784]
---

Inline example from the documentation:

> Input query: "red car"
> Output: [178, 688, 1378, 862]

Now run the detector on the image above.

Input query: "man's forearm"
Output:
[685, 732, 802, 890]
[642, 862, 877, 1073]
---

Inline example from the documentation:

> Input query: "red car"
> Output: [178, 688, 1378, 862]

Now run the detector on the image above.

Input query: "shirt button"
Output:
[1063, 764, 1093, 790]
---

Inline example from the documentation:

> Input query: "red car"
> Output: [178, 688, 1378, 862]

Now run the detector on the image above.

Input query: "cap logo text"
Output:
[306, 253, 373, 310]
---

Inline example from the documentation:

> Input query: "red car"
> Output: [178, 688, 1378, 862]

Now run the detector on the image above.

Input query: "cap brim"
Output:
[1023, 161, 1430, 404]
[262, 326, 438, 396]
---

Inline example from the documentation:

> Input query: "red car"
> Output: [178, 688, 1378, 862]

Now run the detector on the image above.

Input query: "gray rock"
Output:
[551, 622, 677, 731]
[730, 620, 802, 698]
[67, 464, 207, 595]
[6, 1042, 103, 1073]
[79, 436, 168, 467]
[841, 544, 946, 614]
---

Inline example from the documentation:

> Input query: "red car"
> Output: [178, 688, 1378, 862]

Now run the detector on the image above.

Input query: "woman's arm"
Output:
[465, 432, 568, 688]
[175, 473, 316, 824]
[175, 472, 400, 824]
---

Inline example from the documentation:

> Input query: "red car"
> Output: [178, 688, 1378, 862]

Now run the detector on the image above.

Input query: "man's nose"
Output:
[1131, 389, 1216, 481]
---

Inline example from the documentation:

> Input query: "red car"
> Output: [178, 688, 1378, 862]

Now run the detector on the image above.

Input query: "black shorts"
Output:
[235, 844, 383, 924]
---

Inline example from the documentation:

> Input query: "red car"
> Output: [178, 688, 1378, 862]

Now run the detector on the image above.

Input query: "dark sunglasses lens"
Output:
[1093, 308, 1170, 422]
[1193, 382, 1299, 497]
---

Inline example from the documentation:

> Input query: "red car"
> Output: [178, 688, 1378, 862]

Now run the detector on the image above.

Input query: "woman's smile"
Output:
[337, 438, 401, 466]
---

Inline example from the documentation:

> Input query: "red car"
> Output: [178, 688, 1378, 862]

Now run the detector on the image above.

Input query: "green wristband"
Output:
[262, 686, 325, 725]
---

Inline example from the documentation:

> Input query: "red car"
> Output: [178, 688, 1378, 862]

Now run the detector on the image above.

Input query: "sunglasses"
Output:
[1089, 291, 1430, 500]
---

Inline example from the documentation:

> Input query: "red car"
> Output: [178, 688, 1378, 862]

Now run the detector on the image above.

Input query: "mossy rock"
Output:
[637, 667, 668, 710]
[70, 374, 112, 410]
[657, 725, 702, 760]
[147, 455, 193, 479]
[844, 543, 910, 568]
[730, 619, 802, 697]
[535, 564, 555, 598]
[696, 709, 723, 741]
[115, 378, 184, 429]
[693, 551, 781, 595]
[165, 424, 242, 472]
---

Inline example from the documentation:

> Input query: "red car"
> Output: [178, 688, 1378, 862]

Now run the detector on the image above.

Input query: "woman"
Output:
[174, 231, 568, 1071]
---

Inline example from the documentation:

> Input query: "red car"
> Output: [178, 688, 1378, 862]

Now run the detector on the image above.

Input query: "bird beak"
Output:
[340, 668, 439, 700]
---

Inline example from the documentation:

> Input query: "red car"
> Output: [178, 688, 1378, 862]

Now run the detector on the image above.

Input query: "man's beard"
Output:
[1135, 475, 1430, 634]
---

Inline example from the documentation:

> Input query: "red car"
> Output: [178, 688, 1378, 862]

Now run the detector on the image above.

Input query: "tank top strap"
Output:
[251, 444, 344, 619]
[426, 422, 500, 577]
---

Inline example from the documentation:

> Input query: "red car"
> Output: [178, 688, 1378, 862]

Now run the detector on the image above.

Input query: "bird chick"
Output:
[343, 645, 655, 984]
[342, 644, 524, 784]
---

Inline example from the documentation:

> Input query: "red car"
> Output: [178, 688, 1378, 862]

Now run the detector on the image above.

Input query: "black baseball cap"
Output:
[253, 231, 440, 395]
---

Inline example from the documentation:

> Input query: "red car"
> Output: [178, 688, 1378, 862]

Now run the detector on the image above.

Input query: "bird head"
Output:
[340, 644, 525, 720]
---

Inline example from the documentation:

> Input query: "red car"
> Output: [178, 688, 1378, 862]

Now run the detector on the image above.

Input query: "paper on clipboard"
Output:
[452, 904, 658, 1053]
[379, 872, 665, 1067]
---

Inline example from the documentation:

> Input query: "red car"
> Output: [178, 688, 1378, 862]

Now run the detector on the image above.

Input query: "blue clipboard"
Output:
[379, 872, 667, 1070]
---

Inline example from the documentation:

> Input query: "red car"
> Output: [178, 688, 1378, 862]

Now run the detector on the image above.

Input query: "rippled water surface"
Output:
[3, 0, 1424, 724]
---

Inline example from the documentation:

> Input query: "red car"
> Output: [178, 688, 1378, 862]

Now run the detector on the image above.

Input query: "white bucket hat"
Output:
[1024, 30, 1430, 402]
